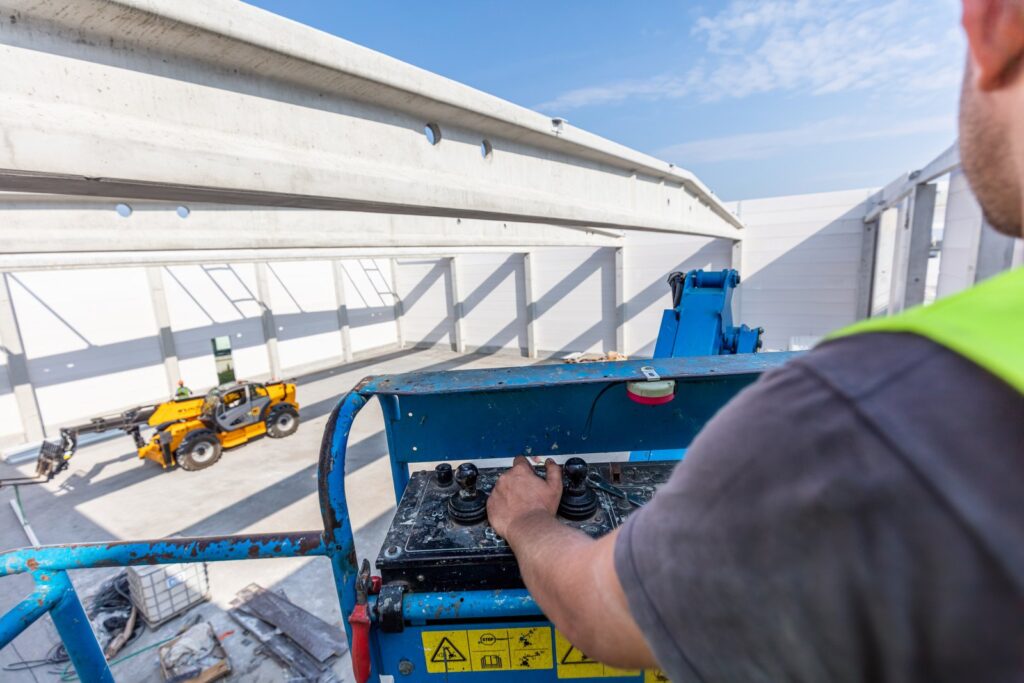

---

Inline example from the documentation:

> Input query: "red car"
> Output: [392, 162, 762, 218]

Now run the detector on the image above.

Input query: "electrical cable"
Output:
[581, 382, 619, 441]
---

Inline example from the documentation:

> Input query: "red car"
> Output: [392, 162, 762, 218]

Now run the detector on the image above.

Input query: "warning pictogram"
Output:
[422, 631, 472, 673]
[430, 637, 467, 664]
[560, 645, 596, 665]
[555, 630, 640, 679]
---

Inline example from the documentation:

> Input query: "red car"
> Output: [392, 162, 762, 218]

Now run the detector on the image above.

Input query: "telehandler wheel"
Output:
[266, 406, 300, 438]
[176, 431, 222, 471]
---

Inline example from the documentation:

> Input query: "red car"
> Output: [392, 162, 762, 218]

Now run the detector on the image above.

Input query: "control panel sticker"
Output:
[422, 627, 554, 674]
[555, 631, 640, 679]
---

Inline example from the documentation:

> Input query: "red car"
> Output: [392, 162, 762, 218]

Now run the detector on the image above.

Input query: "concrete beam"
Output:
[0, 1, 741, 240]
[0, 273, 44, 441]
[145, 267, 182, 393]
[0, 197, 622, 269]
[253, 263, 282, 379]
[865, 143, 959, 222]
[889, 183, 937, 314]
[0, 243, 623, 272]
[331, 261, 353, 363]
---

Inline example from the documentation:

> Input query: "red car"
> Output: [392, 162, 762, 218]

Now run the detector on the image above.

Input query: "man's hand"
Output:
[487, 456, 562, 539]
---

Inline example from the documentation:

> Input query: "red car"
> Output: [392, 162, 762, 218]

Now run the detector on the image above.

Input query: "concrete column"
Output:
[254, 262, 282, 379]
[446, 257, 465, 354]
[975, 222, 1020, 282]
[937, 169, 984, 298]
[614, 247, 626, 354]
[331, 260, 353, 362]
[871, 207, 900, 317]
[855, 218, 879, 320]
[889, 183, 937, 314]
[145, 267, 181, 392]
[0, 273, 45, 440]
[522, 252, 537, 359]
[389, 258, 405, 349]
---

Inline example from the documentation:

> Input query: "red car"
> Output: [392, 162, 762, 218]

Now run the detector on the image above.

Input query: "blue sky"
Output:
[243, 0, 964, 200]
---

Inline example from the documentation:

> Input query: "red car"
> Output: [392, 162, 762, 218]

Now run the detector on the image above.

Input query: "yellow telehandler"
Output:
[1, 380, 300, 486]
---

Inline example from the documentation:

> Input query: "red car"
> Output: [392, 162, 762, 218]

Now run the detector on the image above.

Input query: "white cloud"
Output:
[657, 115, 955, 164]
[536, 0, 964, 112]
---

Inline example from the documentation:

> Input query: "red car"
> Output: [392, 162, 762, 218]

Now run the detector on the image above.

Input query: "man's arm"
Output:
[486, 456, 656, 669]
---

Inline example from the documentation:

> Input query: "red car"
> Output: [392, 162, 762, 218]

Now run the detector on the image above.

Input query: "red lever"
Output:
[349, 603, 371, 683]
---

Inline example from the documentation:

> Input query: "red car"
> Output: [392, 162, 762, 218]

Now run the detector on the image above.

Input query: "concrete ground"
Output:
[0, 346, 541, 682]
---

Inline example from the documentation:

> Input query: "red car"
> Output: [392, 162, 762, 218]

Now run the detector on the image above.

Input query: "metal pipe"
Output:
[0, 531, 326, 576]
[0, 575, 65, 649]
[380, 589, 542, 622]
[47, 570, 114, 683]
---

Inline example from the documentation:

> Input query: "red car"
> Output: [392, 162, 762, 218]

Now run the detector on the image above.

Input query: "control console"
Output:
[375, 458, 674, 592]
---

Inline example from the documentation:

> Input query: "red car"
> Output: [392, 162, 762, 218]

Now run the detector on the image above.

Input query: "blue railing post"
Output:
[317, 390, 374, 676]
[44, 570, 113, 682]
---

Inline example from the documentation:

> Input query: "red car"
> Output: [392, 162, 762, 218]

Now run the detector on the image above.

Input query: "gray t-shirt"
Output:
[615, 333, 1024, 682]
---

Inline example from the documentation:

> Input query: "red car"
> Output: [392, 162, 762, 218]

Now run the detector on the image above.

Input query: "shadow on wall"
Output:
[734, 192, 875, 351]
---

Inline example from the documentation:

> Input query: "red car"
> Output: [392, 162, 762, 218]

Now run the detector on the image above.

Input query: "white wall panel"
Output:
[10, 268, 166, 426]
[0, 344, 22, 439]
[731, 189, 875, 351]
[265, 261, 343, 372]
[531, 247, 616, 356]
[459, 254, 527, 353]
[395, 258, 450, 348]
[341, 259, 399, 353]
[163, 263, 268, 388]
[621, 232, 733, 357]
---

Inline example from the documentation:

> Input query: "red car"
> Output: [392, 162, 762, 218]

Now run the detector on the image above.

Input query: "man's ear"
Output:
[963, 0, 1024, 90]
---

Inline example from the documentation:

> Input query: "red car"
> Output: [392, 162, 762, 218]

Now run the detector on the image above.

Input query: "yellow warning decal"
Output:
[645, 670, 670, 682]
[555, 631, 641, 679]
[421, 627, 554, 674]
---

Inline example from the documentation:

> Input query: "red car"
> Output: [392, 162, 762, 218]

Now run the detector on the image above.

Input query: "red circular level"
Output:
[626, 391, 675, 406]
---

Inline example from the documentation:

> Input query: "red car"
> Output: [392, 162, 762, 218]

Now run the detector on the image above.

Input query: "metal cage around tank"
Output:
[0, 352, 795, 682]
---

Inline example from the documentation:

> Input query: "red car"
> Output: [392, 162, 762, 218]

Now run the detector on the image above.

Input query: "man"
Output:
[175, 379, 192, 398]
[487, 1, 1024, 680]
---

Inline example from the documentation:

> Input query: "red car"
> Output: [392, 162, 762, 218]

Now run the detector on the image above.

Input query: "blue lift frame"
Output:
[632, 268, 763, 462]
[0, 352, 795, 682]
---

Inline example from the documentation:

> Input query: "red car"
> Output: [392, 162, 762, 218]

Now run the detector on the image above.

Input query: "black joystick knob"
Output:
[435, 463, 453, 487]
[557, 457, 598, 520]
[448, 463, 488, 525]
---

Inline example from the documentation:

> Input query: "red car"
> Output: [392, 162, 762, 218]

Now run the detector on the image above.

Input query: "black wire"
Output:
[581, 382, 619, 440]
[3, 641, 68, 674]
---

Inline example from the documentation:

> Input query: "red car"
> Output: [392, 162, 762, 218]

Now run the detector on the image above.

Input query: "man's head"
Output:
[177, 379, 184, 387]
[960, 0, 1024, 236]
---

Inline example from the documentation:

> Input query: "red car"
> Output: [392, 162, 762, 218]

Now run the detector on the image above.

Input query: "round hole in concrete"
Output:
[480, 139, 493, 159]
[176, 205, 191, 219]
[115, 203, 132, 218]
[424, 122, 442, 145]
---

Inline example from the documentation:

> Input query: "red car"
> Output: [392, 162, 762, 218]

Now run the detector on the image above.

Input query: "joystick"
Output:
[434, 463, 453, 487]
[447, 462, 488, 524]
[557, 457, 598, 520]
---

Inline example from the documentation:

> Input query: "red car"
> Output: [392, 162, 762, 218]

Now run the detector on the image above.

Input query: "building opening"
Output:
[211, 336, 235, 384]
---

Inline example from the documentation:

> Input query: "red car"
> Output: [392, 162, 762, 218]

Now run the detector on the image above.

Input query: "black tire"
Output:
[266, 405, 300, 438]
[176, 431, 222, 471]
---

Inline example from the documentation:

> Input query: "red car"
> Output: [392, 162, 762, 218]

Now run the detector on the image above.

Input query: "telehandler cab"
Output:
[1, 380, 300, 487]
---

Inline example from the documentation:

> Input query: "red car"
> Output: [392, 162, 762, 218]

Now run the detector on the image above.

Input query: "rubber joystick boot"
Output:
[558, 457, 598, 520]
[448, 463, 488, 525]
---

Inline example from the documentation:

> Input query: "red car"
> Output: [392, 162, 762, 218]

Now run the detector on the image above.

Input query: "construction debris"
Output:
[228, 584, 347, 681]
[563, 351, 629, 363]
[158, 621, 231, 683]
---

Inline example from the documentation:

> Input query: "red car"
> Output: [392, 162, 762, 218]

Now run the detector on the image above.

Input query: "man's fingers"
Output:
[512, 455, 532, 472]
[545, 458, 562, 491]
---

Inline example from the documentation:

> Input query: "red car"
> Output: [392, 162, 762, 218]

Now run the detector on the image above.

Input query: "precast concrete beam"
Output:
[888, 183, 937, 314]
[0, 1, 741, 240]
